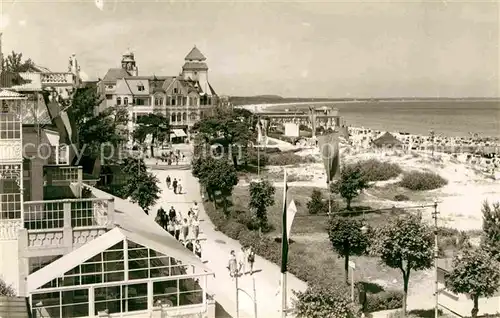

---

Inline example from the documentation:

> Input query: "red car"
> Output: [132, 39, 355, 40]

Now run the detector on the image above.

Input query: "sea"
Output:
[267, 100, 500, 138]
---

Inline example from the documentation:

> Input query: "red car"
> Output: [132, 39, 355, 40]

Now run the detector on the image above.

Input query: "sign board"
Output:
[284, 123, 299, 137]
[348, 261, 356, 269]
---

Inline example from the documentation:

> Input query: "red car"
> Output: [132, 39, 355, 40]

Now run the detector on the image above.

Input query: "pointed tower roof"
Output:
[185, 46, 206, 61]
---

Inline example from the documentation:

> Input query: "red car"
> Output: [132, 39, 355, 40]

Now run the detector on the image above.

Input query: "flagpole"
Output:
[281, 168, 288, 318]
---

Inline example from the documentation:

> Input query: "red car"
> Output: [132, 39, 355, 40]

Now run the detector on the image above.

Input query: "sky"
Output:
[0, 0, 498, 98]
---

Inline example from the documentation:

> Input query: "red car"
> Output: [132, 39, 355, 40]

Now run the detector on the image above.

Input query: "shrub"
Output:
[365, 290, 404, 312]
[307, 190, 328, 215]
[356, 159, 402, 182]
[394, 194, 410, 201]
[221, 221, 247, 240]
[267, 153, 315, 166]
[399, 171, 447, 191]
[0, 278, 15, 296]
[293, 285, 362, 318]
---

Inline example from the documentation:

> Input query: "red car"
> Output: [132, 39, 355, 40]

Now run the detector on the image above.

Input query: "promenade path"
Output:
[148, 167, 308, 318]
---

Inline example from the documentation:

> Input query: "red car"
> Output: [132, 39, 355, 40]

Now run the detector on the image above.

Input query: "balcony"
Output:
[21, 197, 115, 251]
[44, 165, 82, 185]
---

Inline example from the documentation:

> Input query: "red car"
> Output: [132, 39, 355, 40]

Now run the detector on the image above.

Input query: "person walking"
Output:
[194, 240, 202, 258]
[166, 175, 171, 189]
[227, 250, 238, 278]
[238, 246, 248, 275]
[167, 220, 175, 237]
[247, 246, 256, 275]
[168, 206, 176, 222]
[192, 201, 199, 218]
[174, 219, 181, 240]
[191, 215, 200, 240]
[177, 179, 183, 194]
[181, 218, 189, 241]
[172, 178, 178, 194]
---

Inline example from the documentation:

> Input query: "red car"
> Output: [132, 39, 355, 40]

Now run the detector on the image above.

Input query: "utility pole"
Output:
[432, 200, 439, 318]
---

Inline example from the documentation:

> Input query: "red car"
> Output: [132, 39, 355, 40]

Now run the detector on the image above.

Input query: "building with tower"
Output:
[98, 46, 218, 144]
[0, 36, 216, 318]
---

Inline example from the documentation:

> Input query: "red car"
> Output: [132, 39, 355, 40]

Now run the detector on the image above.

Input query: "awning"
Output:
[43, 129, 60, 146]
[172, 129, 187, 137]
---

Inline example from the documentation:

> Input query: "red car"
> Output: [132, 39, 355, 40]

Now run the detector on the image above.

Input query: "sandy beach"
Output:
[243, 103, 500, 232]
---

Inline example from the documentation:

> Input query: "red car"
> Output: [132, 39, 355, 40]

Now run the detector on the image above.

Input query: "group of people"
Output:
[227, 245, 256, 277]
[158, 149, 186, 166]
[165, 175, 183, 194]
[155, 202, 202, 258]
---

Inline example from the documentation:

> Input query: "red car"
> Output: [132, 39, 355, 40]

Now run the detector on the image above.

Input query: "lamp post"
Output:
[229, 263, 259, 318]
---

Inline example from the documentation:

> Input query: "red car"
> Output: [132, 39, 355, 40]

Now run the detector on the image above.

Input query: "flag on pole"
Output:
[317, 132, 340, 183]
[281, 169, 289, 273]
[286, 199, 297, 240]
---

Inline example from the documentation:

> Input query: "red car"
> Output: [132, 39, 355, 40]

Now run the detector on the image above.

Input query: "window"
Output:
[182, 113, 187, 121]
[135, 99, 145, 106]
[138, 85, 145, 92]
[116, 97, 121, 106]
[171, 98, 176, 106]
[173, 88, 178, 94]
[171, 113, 176, 122]
[176, 112, 181, 122]
[106, 95, 112, 100]
[124, 97, 129, 106]
[0, 113, 21, 139]
[155, 97, 163, 106]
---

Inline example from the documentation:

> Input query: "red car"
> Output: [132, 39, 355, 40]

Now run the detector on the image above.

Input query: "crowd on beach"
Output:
[347, 127, 499, 174]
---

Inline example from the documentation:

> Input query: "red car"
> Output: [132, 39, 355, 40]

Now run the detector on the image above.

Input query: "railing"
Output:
[40, 73, 73, 84]
[44, 166, 82, 184]
[24, 197, 113, 230]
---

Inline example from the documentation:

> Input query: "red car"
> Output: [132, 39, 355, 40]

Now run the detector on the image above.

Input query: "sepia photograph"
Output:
[0, 0, 498, 317]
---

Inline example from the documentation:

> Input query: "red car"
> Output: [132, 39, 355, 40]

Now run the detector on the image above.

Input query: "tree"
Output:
[198, 158, 238, 215]
[481, 201, 500, 262]
[0, 278, 16, 296]
[373, 214, 433, 315]
[331, 164, 369, 210]
[328, 216, 369, 284]
[192, 107, 257, 169]
[68, 87, 128, 157]
[133, 113, 170, 157]
[293, 285, 361, 318]
[307, 189, 328, 215]
[445, 247, 500, 318]
[120, 157, 161, 213]
[248, 179, 276, 231]
[3, 51, 34, 72]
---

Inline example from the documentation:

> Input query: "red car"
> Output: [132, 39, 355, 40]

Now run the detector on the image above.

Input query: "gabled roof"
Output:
[102, 68, 131, 83]
[27, 185, 212, 293]
[114, 78, 133, 95]
[182, 62, 208, 71]
[125, 79, 149, 95]
[21, 99, 52, 125]
[185, 46, 206, 61]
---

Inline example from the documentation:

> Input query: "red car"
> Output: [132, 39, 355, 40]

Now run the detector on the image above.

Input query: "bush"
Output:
[0, 278, 15, 296]
[356, 159, 402, 182]
[364, 290, 404, 312]
[221, 221, 247, 240]
[267, 153, 315, 166]
[394, 194, 410, 201]
[307, 190, 328, 215]
[399, 171, 447, 191]
[293, 285, 362, 318]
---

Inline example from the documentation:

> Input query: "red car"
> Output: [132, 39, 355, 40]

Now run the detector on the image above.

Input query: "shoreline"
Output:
[239, 102, 500, 142]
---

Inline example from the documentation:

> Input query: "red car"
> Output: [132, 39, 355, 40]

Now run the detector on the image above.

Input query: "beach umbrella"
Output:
[317, 132, 340, 183]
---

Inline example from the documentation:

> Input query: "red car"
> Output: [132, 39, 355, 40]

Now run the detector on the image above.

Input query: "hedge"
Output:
[399, 171, 447, 191]
[364, 290, 404, 312]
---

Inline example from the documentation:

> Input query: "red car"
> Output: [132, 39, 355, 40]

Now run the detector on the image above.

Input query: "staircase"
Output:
[0, 296, 30, 318]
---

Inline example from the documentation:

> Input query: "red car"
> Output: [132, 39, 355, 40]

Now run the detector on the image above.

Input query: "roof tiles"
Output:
[184, 46, 206, 61]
